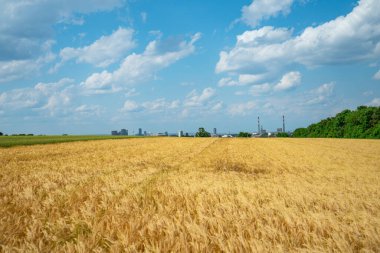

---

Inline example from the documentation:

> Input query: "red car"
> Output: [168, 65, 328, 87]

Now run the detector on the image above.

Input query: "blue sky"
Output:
[0, 0, 379, 135]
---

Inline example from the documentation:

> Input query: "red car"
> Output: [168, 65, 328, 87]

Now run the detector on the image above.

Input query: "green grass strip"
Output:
[0, 135, 145, 148]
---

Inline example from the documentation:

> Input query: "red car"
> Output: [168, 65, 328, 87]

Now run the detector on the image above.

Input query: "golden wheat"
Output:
[0, 138, 380, 252]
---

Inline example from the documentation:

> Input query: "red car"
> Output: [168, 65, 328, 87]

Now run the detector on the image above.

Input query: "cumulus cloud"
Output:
[119, 88, 219, 118]
[82, 33, 201, 93]
[228, 101, 256, 116]
[368, 98, 380, 106]
[210, 101, 224, 111]
[121, 98, 180, 113]
[141, 12, 148, 23]
[241, 0, 295, 27]
[58, 28, 135, 68]
[249, 83, 271, 96]
[0, 60, 41, 84]
[303, 82, 335, 106]
[0, 78, 104, 118]
[218, 74, 265, 87]
[40, 92, 72, 116]
[0, 0, 124, 61]
[374, 70, 380, 80]
[0, 78, 75, 113]
[81, 71, 116, 94]
[121, 100, 140, 112]
[74, 104, 104, 116]
[142, 99, 180, 111]
[184, 88, 216, 107]
[125, 88, 139, 97]
[218, 77, 238, 87]
[273, 71, 301, 91]
[239, 82, 337, 118]
[217, 0, 380, 75]
[0, 41, 55, 83]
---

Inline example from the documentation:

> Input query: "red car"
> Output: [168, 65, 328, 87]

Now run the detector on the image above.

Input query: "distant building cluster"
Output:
[112, 128, 169, 137]
[111, 129, 128, 136]
[111, 116, 291, 138]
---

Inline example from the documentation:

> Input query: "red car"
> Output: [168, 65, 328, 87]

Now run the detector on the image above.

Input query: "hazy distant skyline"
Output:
[1, 0, 379, 135]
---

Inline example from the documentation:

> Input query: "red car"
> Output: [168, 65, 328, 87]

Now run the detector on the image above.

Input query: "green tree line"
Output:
[293, 106, 380, 139]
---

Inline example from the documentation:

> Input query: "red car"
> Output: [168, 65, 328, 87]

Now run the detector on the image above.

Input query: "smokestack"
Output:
[283, 115, 285, 133]
[258, 116, 260, 134]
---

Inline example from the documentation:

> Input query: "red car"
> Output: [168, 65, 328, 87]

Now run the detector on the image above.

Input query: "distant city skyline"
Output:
[1, 0, 379, 135]
[110, 115, 286, 137]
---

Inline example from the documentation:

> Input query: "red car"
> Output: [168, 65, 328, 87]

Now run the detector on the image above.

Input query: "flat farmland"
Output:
[0, 138, 379, 252]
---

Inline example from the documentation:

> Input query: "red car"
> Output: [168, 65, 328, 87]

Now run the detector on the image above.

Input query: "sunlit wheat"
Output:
[1, 138, 379, 252]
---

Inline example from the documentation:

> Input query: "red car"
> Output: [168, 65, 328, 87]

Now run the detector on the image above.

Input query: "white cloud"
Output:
[239, 74, 266, 85]
[82, 33, 201, 93]
[0, 40, 55, 83]
[141, 12, 148, 23]
[274, 71, 301, 91]
[368, 98, 380, 106]
[125, 88, 139, 97]
[373, 69, 380, 80]
[236, 27, 292, 47]
[142, 98, 180, 111]
[82, 71, 115, 94]
[228, 101, 256, 116]
[40, 92, 72, 116]
[121, 98, 180, 113]
[218, 74, 265, 87]
[184, 88, 216, 107]
[217, 0, 380, 75]
[249, 83, 272, 95]
[313, 82, 335, 96]
[0, 78, 75, 112]
[304, 82, 335, 106]
[211, 101, 223, 111]
[0, 0, 124, 61]
[121, 100, 140, 112]
[74, 104, 104, 117]
[218, 77, 238, 87]
[59, 28, 135, 68]
[0, 77, 107, 118]
[0, 60, 40, 83]
[241, 0, 295, 27]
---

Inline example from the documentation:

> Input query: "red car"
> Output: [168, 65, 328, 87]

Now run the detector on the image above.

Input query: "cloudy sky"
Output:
[0, 0, 379, 135]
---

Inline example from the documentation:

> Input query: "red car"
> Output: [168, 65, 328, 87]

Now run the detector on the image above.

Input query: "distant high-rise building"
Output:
[283, 115, 286, 133]
[144, 131, 147, 136]
[120, 129, 128, 136]
[165, 131, 168, 136]
[213, 128, 217, 135]
[111, 131, 118, 136]
[178, 130, 184, 137]
[138, 128, 142, 136]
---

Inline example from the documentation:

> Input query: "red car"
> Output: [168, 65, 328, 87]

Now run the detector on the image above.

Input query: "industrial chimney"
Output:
[258, 116, 260, 134]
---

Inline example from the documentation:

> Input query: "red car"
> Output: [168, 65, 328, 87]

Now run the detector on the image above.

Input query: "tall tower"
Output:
[283, 115, 285, 133]
[258, 116, 260, 134]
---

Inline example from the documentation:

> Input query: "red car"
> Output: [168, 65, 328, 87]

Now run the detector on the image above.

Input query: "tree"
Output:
[293, 128, 308, 137]
[0, 132, 3, 136]
[195, 127, 211, 137]
[238, 132, 252, 137]
[292, 106, 380, 139]
[276, 132, 289, 137]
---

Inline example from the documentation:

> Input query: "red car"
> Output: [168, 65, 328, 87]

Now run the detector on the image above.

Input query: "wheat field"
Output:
[0, 138, 379, 252]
